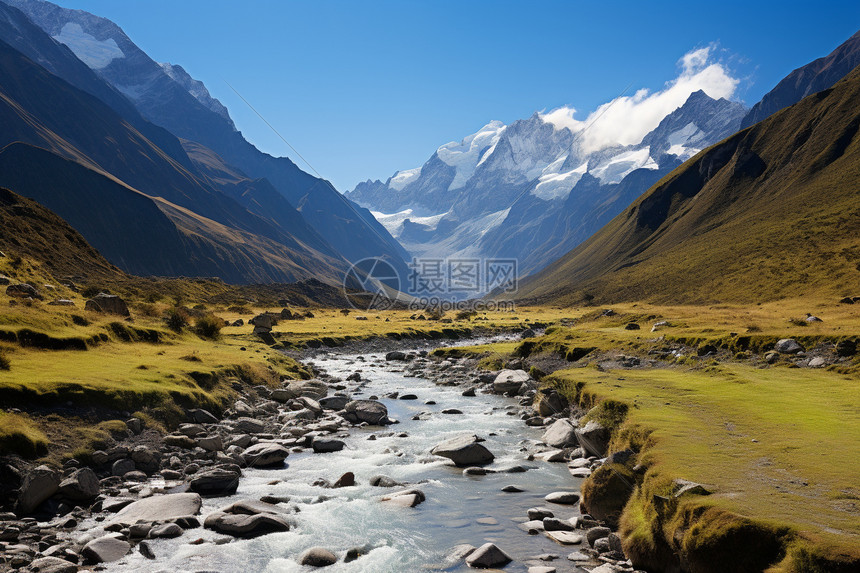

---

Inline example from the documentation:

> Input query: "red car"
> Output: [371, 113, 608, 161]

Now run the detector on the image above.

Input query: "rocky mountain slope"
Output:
[741, 30, 860, 128]
[513, 64, 860, 304]
[3, 0, 409, 276]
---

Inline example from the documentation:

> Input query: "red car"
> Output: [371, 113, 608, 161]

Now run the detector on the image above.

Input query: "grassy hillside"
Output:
[514, 65, 860, 305]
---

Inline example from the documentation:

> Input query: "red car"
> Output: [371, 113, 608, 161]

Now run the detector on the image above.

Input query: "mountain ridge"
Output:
[512, 64, 860, 304]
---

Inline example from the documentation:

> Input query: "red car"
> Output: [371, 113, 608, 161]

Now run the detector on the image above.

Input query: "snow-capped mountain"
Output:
[350, 87, 745, 275]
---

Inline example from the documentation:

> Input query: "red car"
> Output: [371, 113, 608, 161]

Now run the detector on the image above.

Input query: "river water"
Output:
[101, 342, 588, 572]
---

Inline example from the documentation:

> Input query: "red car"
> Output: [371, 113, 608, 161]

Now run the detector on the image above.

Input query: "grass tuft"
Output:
[0, 411, 49, 458]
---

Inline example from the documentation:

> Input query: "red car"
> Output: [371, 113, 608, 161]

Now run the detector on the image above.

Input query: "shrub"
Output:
[788, 317, 808, 327]
[194, 314, 223, 340]
[135, 302, 160, 317]
[0, 350, 9, 370]
[164, 307, 189, 332]
[81, 286, 104, 298]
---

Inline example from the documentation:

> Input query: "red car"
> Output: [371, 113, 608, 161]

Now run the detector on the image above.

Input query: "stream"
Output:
[96, 339, 588, 572]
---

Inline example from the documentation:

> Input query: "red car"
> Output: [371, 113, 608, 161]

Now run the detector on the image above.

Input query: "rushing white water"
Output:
[99, 344, 586, 572]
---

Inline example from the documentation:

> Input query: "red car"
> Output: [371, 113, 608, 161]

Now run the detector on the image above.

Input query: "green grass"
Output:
[548, 364, 860, 570]
[0, 412, 49, 458]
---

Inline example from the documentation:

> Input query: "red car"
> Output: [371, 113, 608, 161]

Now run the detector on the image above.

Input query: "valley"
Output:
[0, 1, 858, 572]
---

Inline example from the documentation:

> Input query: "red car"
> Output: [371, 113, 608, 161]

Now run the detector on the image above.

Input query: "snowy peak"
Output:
[5, 0, 235, 128]
[435, 120, 506, 190]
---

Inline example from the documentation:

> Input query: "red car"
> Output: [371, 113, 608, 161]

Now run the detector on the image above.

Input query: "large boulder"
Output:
[465, 543, 512, 568]
[17, 465, 60, 515]
[6, 283, 42, 299]
[203, 500, 291, 538]
[58, 467, 99, 501]
[493, 369, 530, 394]
[775, 338, 804, 354]
[575, 420, 610, 457]
[110, 493, 202, 525]
[319, 395, 350, 410]
[537, 390, 568, 417]
[312, 439, 345, 453]
[249, 313, 277, 330]
[84, 293, 129, 316]
[81, 536, 131, 564]
[430, 434, 495, 466]
[243, 442, 289, 467]
[342, 400, 390, 425]
[234, 417, 266, 434]
[189, 469, 240, 497]
[542, 418, 578, 448]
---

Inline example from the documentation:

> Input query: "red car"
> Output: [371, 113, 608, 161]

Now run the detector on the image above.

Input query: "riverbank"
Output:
[435, 301, 860, 572]
[0, 336, 638, 572]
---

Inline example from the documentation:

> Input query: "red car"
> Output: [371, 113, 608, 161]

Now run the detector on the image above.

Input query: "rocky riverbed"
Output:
[0, 336, 643, 572]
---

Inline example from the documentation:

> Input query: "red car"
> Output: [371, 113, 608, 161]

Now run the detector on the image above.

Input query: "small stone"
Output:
[465, 543, 512, 568]
[545, 491, 580, 505]
[300, 547, 338, 567]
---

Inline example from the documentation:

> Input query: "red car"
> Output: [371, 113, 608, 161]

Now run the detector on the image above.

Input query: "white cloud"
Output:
[541, 45, 738, 154]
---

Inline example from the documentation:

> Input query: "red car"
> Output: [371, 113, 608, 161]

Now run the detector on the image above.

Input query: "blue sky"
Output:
[54, 0, 860, 191]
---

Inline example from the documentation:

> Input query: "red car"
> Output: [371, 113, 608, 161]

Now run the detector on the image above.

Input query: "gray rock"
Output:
[528, 508, 554, 520]
[312, 439, 345, 453]
[111, 459, 135, 477]
[300, 547, 338, 567]
[574, 420, 610, 457]
[6, 283, 41, 299]
[465, 542, 512, 568]
[17, 465, 60, 515]
[369, 475, 402, 487]
[808, 356, 826, 368]
[149, 523, 183, 538]
[543, 517, 575, 531]
[538, 390, 568, 417]
[188, 408, 219, 424]
[343, 400, 390, 425]
[234, 417, 266, 434]
[243, 442, 289, 467]
[545, 491, 580, 505]
[381, 489, 425, 507]
[775, 338, 804, 354]
[81, 536, 130, 564]
[204, 511, 291, 537]
[190, 468, 240, 496]
[542, 419, 578, 448]
[58, 467, 99, 501]
[430, 434, 494, 466]
[196, 435, 223, 451]
[586, 526, 611, 546]
[110, 493, 202, 525]
[84, 293, 129, 316]
[493, 369, 530, 394]
[319, 395, 350, 410]
[28, 556, 77, 573]
[385, 351, 408, 361]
